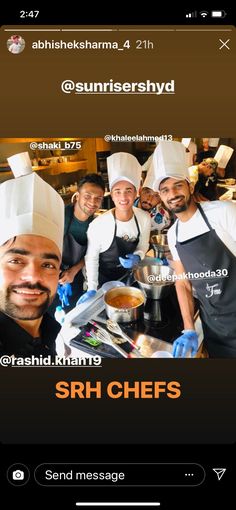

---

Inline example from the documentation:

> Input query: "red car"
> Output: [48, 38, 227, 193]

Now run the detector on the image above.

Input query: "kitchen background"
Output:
[0, 137, 236, 208]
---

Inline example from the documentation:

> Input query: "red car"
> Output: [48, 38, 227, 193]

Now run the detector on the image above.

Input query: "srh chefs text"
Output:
[55, 380, 181, 399]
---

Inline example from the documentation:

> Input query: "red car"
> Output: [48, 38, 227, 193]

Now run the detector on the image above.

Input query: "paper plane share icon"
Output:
[213, 468, 226, 480]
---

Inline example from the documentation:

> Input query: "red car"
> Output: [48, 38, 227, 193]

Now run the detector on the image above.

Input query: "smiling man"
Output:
[134, 156, 171, 231]
[0, 161, 64, 358]
[0, 236, 60, 322]
[78, 152, 151, 303]
[53, 174, 105, 311]
[153, 141, 236, 358]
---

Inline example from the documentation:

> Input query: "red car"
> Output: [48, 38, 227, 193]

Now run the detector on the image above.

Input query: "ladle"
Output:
[88, 320, 128, 358]
[106, 319, 143, 358]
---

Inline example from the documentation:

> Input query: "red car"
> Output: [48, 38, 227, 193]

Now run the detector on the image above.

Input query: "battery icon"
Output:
[211, 10, 227, 18]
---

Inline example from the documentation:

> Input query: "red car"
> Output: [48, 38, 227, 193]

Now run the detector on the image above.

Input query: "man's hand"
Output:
[59, 267, 78, 284]
[119, 254, 141, 269]
[172, 330, 198, 358]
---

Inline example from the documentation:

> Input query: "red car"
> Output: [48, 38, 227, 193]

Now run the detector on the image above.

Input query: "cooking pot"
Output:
[104, 286, 145, 323]
[151, 233, 168, 246]
[134, 264, 174, 300]
[150, 233, 170, 258]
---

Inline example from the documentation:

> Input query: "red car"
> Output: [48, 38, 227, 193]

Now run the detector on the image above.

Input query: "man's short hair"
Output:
[159, 177, 190, 189]
[2, 237, 16, 248]
[141, 187, 152, 193]
[78, 173, 105, 192]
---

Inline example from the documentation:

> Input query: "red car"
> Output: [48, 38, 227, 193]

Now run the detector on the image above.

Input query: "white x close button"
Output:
[219, 39, 230, 50]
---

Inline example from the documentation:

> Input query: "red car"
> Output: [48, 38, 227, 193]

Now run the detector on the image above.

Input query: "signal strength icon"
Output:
[200, 11, 208, 18]
[186, 11, 197, 18]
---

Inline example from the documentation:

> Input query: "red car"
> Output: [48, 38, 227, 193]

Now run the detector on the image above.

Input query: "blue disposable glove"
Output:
[162, 257, 169, 266]
[154, 257, 169, 266]
[119, 254, 141, 269]
[57, 283, 72, 308]
[65, 283, 72, 297]
[172, 330, 198, 358]
[76, 290, 96, 305]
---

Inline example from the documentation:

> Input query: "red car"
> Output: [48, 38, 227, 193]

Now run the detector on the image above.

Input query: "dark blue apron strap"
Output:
[196, 203, 213, 230]
[111, 208, 118, 236]
[133, 211, 141, 238]
[175, 218, 179, 239]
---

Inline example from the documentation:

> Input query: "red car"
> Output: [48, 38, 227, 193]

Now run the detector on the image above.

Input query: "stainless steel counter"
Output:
[59, 283, 203, 358]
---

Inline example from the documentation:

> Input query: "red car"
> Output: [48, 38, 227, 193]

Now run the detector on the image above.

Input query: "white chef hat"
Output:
[181, 138, 192, 149]
[107, 152, 141, 191]
[0, 172, 64, 254]
[143, 157, 156, 190]
[214, 145, 234, 169]
[208, 138, 220, 147]
[142, 153, 154, 174]
[153, 141, 190, 191]
[7, 151, 32, 177]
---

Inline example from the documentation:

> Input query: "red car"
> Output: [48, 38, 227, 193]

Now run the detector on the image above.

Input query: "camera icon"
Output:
[7, 464, 30, 485]
[12, 470, 24, 481]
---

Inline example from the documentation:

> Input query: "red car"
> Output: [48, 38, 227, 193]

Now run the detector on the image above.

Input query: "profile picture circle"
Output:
[7, 35, 25, 54]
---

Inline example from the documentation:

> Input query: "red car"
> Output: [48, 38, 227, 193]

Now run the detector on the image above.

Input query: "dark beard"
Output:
[167, 194, 192, 214]
[141, 201, 152, 211]
[0, 283, 53, 320]
[3, 296, 51, 320]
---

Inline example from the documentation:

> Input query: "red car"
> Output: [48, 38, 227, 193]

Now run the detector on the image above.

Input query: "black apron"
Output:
[175, 203, 236, 357]
[62, 206, 88, 307]
[62, 205, 87, 268]
[49, 207, 88, 315]
[99, 209, 140, 286]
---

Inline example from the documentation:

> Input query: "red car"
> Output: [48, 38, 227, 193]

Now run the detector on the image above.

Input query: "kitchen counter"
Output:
[0, 160, 88, 184]
[217, 183, 236, 202]
[59, 282, 203, 359]
[33, 160, 87, 174]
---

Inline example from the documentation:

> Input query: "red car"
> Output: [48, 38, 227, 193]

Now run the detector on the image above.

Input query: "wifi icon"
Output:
[200, 11, 208, 17]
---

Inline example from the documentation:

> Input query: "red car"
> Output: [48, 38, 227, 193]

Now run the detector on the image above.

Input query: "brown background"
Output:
[0, 25, 235, 448]
[0, 25, 235, 136]
[0, 360, 235, 444]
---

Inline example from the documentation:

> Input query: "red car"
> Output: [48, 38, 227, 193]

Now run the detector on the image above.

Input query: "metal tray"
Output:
[135, 333, 173, 357]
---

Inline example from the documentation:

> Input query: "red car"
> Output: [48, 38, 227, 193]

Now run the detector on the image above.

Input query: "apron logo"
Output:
[122, 234, 137, 242]
[205, 283, 222, 298]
